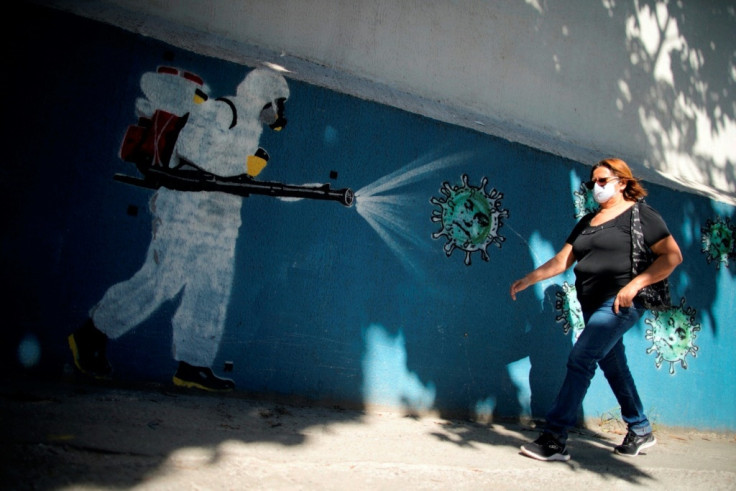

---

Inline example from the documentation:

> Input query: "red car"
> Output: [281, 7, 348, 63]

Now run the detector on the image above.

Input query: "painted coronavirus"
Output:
[573, 182, 598, 219]
[701, 216, 735, 269]
[644, 299, 700, 375]
[431, 174, 508, 265]
[555, 281, 585, 339]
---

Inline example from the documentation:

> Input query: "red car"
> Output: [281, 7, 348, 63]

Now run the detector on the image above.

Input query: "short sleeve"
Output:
[638, 202, 671, 247]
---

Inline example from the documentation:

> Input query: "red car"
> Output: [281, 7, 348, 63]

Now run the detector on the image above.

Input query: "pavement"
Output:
[1, 376, 735, 490]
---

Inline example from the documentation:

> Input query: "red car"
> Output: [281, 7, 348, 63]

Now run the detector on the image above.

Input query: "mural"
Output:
[701, 216, 736, 269]
[67, 66, 351, 392]
[645, 299, 701, 375]
[573, 182, 599, 218]
[354, 149, 471, 274]
[115, 67, 353, 206]
[554, 281, 584, 340]
[430, 174, 508, 265]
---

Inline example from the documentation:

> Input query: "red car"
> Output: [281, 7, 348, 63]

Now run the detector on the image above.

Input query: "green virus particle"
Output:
[573, 182, 597, 219]
[431, 174, 508, 265]
[555, 281, 585, 339]
[701, 216, 735, 269]
[645, 299, 701, 375]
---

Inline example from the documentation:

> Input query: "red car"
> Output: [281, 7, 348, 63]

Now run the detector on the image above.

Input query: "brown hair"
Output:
[592, 158, 647, 202]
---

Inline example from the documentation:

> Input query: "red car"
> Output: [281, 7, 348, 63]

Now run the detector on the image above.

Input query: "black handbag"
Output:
[631, 202, 673, 311]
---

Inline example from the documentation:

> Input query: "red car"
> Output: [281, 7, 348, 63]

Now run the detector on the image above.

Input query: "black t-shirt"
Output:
[566, 202, 671, 311]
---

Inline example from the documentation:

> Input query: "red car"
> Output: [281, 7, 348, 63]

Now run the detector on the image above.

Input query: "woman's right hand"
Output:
[510, 277, 530, 301]
[510, 244, 575, 301]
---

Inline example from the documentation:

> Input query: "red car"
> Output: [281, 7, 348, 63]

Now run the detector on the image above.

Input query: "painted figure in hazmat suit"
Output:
[69, 67, 289, 391]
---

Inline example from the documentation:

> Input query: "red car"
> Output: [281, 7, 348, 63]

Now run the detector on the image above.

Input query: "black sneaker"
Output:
[520, 432, 571, 461]
[614, 430, 656, 456]
[68, 319, 112, 379]
[173, 361, 235, 392]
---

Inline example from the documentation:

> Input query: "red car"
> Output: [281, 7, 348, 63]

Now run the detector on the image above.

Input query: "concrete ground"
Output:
[2, 376, 734, 490]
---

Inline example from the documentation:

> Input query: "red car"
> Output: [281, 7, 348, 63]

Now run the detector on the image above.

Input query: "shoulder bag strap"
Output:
[630, 202, 649, 275]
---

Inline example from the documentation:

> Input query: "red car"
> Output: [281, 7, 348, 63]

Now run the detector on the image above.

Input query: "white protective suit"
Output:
[91, 68, 289, 367]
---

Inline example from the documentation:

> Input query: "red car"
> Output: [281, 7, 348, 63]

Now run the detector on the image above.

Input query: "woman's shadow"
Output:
[523, 284, 579, 424]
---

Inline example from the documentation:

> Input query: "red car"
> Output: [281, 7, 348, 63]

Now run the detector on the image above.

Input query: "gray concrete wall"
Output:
[45, 0, 736, 205]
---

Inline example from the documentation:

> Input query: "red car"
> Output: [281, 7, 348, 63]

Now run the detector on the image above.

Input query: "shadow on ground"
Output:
[2, 375, 733, 490]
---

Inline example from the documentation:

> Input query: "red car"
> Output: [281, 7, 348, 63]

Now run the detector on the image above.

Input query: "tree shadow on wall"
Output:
[617, 0, 736, 195]
[524, 0, 735, 199]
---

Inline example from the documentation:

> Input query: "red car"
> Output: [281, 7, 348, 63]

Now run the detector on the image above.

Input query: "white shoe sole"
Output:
[615, 437, 657, 456]
[520, 445, 571, 462]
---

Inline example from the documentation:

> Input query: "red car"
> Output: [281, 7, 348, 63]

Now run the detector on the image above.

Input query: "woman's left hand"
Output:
[615, 235, 683, 313]
[614, 284, 639, 313]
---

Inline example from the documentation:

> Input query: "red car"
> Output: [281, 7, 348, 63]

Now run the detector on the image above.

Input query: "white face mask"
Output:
[593, 180, 618, 203]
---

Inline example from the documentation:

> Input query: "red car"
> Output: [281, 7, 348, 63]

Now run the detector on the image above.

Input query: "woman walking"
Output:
[511, 158, 682, 461]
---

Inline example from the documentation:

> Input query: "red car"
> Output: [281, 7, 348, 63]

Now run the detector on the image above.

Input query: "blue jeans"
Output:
[544, 297, 652, 444]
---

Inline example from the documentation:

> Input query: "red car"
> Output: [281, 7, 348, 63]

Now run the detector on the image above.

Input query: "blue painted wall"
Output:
[4, 4, 735, 431]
